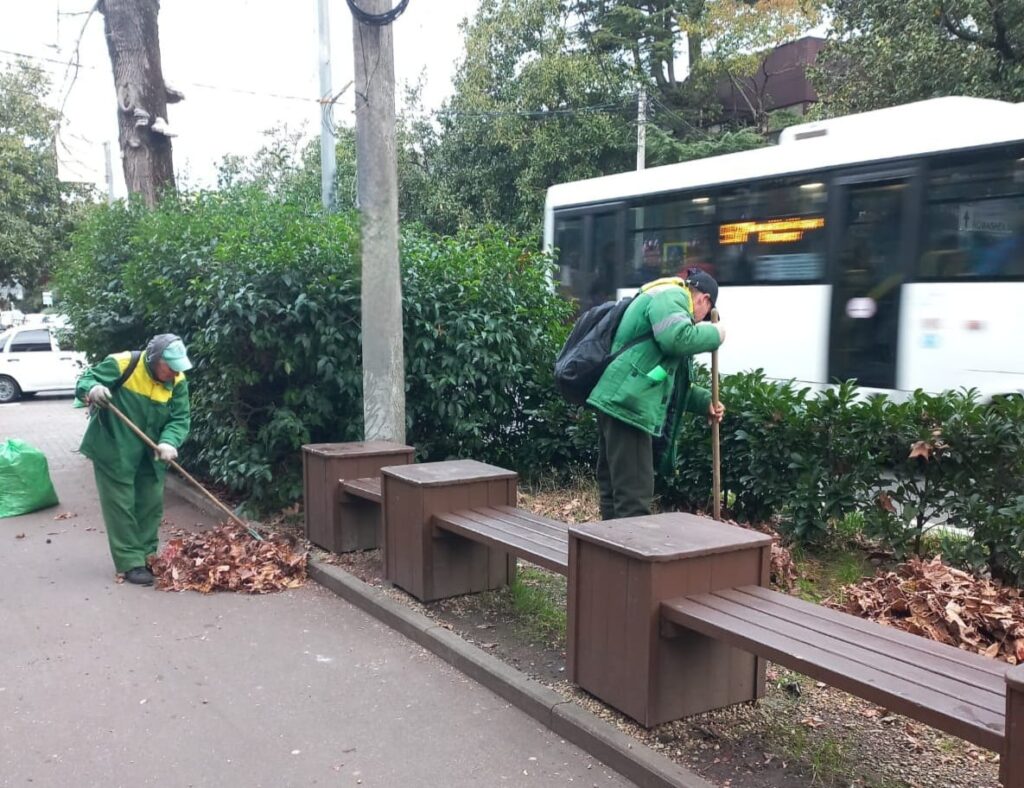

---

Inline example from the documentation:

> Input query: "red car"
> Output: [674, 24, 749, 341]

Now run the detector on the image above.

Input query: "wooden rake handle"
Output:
[105, 402, 252, 532]
[710, 308, 722, 521]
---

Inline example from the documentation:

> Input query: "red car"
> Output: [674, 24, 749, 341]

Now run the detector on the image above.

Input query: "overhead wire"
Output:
[0, 47, 321, 104]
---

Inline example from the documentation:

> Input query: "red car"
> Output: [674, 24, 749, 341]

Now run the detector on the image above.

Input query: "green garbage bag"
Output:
[0, 439, 59, 518]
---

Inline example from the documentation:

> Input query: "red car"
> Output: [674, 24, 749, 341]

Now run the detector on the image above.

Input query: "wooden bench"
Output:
[340, 477, 382, 504]
[302, 441, 413, 553]
[433, 506, 569, 575]
[661, 585, 1009, 756]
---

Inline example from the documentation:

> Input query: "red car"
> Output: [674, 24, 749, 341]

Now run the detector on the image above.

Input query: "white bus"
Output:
[543, 97, 1024, 398]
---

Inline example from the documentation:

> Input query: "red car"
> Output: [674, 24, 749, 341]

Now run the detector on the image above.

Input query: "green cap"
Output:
[162, 338, 193, 372]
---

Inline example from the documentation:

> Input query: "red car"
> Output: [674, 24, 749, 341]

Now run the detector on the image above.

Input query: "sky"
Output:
[0, 0, 482, 196]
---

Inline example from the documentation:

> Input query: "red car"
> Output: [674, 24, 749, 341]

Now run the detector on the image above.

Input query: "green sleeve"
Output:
[158, 378, 191, 448]
[646, 291, 721, 359]
[685, 384, 712, 416]
[75, 355, 124, 401]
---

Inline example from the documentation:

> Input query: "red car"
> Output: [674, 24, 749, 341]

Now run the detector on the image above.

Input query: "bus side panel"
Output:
[898, 282, 1024, 397]
[717, 285, 831, 387]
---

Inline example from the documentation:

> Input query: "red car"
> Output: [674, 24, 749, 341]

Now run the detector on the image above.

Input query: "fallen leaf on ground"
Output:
[53, 512, 76, 520]
[150, 523, 307, 594]
[15, 533, 25, 539]
[827, 555, 1024, 663]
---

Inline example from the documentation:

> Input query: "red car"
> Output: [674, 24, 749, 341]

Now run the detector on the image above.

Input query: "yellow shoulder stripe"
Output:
[112, 351, 184, 404]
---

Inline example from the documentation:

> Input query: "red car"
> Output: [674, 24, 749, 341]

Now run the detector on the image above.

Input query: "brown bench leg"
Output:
[1005, 665, 1024, 787]
[302, 442, 413, 552]
[381, 460, 518, 602]
[568, 513, 772, 728]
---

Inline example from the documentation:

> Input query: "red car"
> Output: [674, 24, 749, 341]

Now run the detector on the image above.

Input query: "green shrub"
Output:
[58, 188, 589, 511]
[57, 188, 1024, 582]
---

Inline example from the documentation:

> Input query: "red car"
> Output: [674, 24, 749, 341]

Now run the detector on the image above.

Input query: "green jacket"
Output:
[76, 352, 191, 478]
[587, 276, 721, 450]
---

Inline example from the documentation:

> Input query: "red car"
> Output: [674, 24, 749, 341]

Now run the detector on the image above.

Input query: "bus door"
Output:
[552, 204, 626, 310]
[827, 170, 920, 389]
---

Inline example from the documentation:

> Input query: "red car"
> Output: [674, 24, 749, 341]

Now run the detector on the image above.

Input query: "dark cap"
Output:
[684, 268, 718, 308]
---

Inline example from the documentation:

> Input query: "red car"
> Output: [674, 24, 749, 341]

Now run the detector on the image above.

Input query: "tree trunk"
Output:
[99, 0, 179, 206]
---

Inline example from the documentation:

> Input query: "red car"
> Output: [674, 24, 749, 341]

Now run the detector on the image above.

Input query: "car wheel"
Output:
[0, 375, 20, 404]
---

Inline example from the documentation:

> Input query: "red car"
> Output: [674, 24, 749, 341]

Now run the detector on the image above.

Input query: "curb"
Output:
[165, 473, 221, 519]
[309, 561, 714, 788]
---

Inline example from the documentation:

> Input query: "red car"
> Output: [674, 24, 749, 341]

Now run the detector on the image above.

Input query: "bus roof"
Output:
[545, 97, 1024, 210]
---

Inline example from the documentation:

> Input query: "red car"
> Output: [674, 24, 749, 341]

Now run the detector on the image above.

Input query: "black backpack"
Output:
[553, 297, 652, 406]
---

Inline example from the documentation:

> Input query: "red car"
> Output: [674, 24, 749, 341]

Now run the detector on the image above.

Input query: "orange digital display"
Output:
[719, 217, 825, 245]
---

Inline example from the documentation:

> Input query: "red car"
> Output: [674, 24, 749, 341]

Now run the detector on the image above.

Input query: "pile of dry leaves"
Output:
[828, 555, 1024, 663]
[150, 524, 307, 594]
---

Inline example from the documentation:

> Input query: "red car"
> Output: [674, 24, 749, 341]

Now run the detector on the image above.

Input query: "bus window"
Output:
[716, 180, 828, 284]
[919, 154, 1024, 280]
[553, 214, 585, 292]
[627, 197, 716, 285]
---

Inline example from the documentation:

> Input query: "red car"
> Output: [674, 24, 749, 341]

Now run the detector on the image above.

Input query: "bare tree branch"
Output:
[56, 2, 101, 129]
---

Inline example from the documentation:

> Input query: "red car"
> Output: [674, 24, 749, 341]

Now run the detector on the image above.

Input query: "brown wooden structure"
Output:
[662, 586, 1006, 747]
[568, 514, 772, 727]
[382, 460, 520, 601]
[302, 441, 413, 553]
[303, 450, 1023, 783]
[1003, 664, 1024, 787]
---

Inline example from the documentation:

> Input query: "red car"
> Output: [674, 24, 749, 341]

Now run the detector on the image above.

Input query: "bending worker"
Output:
[587, 270, 725, 520]
[76, 334, 192, 585]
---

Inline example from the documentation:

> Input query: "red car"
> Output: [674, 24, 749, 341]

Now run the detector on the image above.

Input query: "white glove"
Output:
[155, 443, 178, 463]
[87, 385, 112, 407]
[713, 323, 727, 345]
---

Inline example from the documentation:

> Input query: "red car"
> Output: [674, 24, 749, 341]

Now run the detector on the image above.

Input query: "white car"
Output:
[0, 326, 86, 403]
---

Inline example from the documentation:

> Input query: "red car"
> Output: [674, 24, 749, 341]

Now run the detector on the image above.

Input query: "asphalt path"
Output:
[0, 396, 633, 788]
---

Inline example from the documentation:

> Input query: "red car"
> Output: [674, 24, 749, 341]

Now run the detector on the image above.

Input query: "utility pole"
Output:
[103, 141, 115, 204]
[352, 0, 405, 443]
[636, 84, 647, 171]
[317, 0, 337, 211]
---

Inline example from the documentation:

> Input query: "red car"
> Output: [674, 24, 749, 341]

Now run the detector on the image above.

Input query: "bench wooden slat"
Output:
[340, 477, 382, 504]
[662, 592, 1005, 751]
[721, 587, 1006, 700]
[443, 508, 569, 554]
[704, 589, 1005, 715]
[738, 585, 1007, 685]
[490, 505, 573, 531]
[469, 506, 571, 542]
[433, 508, 569, 575]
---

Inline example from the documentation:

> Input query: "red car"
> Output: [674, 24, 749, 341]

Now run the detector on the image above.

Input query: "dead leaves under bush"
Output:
[828, 555, 1024, 663]
[151, 524, 307, 594]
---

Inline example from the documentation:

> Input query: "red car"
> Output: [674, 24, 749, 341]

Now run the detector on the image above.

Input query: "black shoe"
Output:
[124, 566, 155, 586]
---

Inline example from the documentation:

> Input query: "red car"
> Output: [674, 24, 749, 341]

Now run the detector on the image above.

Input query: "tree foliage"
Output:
[57, 185, 584, 510]
[405, 0, 821, 234]
[0, 62, 79, 292]
[422, 0, 636, 235]
[813, 0, 1024, 115]
[571, 1, 821, 132]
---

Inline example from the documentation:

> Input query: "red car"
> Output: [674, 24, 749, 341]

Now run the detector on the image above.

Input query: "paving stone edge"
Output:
[309, 561, 714, 788]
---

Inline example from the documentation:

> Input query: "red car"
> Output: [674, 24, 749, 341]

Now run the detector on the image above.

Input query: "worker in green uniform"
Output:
[76, 334, 192, 585]
[587, 271, 725, 520]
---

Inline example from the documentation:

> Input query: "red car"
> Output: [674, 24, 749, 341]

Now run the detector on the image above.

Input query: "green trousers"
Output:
[596, 413, 654, 521]
[93, 462, 165, 573]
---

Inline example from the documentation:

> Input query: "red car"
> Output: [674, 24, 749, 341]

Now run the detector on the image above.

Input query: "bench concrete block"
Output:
[382, 460, 518, 602]
[568, 513, 772, 728]
[1006, 664, 1024, 787]
[301, 441, 414, 553]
